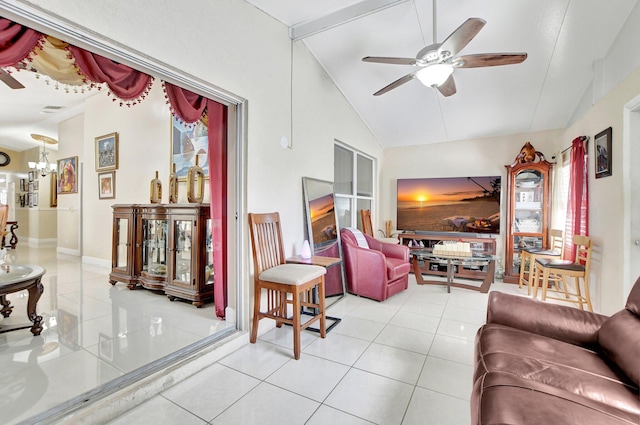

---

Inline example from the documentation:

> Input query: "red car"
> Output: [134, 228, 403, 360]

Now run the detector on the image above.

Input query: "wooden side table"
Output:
[0, 264, 45, 335]
[3, 221, 18, 249]
[286, 255, 342, 332]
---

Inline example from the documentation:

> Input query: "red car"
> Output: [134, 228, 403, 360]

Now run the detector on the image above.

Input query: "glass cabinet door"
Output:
[205, 218, 214, 285]
[142, 218, 167, 276]
[115, 217, 129, 269]
[173, 219, 192, 283]
[513, 169, 544, 235]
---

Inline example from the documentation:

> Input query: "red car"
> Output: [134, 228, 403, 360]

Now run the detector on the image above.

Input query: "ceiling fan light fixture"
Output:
[416, 64, 454, 87]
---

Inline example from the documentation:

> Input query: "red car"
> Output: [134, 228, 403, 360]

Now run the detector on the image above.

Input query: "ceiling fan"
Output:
[0, 68, 25, 89]
[363, 17, 527, 97]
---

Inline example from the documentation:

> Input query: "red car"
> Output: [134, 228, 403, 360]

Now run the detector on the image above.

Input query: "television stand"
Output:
[399, 232, 497, 292]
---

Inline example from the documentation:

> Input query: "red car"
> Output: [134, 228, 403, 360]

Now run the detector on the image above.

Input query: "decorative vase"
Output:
[300, 240, 311, 259]
[168, 163, 178, 204]
[186, 155, 204, 203]
[150, 170, 162, 203]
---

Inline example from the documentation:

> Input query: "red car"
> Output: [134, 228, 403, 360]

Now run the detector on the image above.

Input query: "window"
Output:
[334, 142, 375, 230]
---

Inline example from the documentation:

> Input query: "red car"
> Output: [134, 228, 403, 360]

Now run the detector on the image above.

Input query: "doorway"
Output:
[623, 95, 640, 298]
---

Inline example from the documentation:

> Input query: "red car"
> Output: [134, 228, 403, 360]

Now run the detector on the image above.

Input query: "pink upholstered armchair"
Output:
[340, 228, 410, 301]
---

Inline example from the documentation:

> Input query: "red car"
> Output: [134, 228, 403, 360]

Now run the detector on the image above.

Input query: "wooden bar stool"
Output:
[533, 235, 593, 311]
[248, 212, 327, 359]
[518, 229, 564, 295]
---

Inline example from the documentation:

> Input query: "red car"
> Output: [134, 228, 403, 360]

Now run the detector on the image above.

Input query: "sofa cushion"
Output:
[598, 309, 640, 387]
[625, 276, 640, 315]
[473, 371, 640, 425]
[475, 324, 640, 416]
[386, 257, 410, 280]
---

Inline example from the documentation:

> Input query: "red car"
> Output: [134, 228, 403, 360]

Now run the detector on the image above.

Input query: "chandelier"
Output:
[28, 134, 58, 177]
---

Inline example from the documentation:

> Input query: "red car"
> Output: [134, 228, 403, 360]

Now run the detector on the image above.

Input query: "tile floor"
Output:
[105, 272, 532, 424]
[3, 246, 580, 424]
[0, 246, 232, 425]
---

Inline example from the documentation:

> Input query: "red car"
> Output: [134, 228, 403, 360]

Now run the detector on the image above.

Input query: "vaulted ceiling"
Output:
[248, 0, 639, 147]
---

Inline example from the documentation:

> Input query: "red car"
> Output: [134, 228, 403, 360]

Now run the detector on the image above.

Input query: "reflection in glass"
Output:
[174, 220, 192, 282]
[116, 218, 128, 268]
[142, 219, 167, 276]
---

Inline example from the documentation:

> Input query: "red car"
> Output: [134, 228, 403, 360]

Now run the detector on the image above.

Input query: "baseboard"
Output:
[22, 237, 58, 248]
[57, 247, 80, 256]
[82, 255, 110, 269]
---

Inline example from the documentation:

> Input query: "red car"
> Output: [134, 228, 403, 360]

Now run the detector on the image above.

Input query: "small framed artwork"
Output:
[28, 182, 34, 192]
[98, 171, 116, 199]
[170, 115, 209, 181]
[95, 132, 119, 172]
[595, 127, 612, 179]
[19, 179, 25, 192]
[57, 156, 78, 194]
[33, 181, 39, 191]
[28, 171, 35, 182]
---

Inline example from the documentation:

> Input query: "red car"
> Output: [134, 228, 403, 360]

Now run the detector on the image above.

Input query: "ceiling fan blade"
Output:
[0, 69, 25, 89]
[436, 74, 456, 97]
[373, 73, 416, 96]
[363, 56, 420, 66]
[438, 18, 486, 58]
[456, 53, 528, 68]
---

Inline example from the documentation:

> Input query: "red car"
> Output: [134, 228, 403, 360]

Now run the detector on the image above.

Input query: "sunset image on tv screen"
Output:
[397, 176, 501, 233]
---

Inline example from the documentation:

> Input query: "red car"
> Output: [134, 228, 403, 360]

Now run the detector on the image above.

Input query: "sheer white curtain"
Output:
[551, 150, 571, 232]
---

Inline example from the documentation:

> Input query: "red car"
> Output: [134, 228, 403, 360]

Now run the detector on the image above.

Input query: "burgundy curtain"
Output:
[564, 136, 589, 262]
[68, 46, 152, 102]
[0, 18, 43, 66]
[165, 82, 227, 319]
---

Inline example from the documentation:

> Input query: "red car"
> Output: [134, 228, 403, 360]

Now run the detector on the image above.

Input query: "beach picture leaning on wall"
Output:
[397, 176, 501, 234]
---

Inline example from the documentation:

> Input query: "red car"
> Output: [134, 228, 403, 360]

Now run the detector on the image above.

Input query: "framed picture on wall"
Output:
[95, 132, 119, 171]
[98, 171, 115, 200]
[595, 127, 612, 179]
[57, 156, 78, 194]
[170, 115, 209, 181]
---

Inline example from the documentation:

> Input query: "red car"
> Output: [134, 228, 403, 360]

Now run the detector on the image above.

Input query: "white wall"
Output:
[57, 113, 83, 254]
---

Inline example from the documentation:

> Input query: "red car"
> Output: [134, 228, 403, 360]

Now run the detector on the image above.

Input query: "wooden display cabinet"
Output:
[109, 204, 214, 307]
[399, 232, 496, 281]
[164, 205, 214, 307]
[109, 205, 139, 287]
[503, 144, 553, 283]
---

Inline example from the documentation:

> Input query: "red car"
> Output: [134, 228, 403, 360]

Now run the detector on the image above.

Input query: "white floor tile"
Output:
[259, 324, 321, 350]
[354, 342, 426, 385]
[306, 405, 375, 425]
[389, 310, 440, 333]
[162, 363, 260, 422]
[402, 387, 471, 425]
[417, 356, 474, 400]
[374, 325, 435, 354]
[218, 340, 292, 380]
[331, 315, 386, 341]
[303, 332, 371, 366]
[266, 354, 349, 401]
[436, 318, 481, 341]
[324, 368, 414, 425]
[401, 299, 446, 318]
[442, 305, 487, 325]
[210, 382, 319, 425]
[428, 334, 475, 366]
[347, 302, 401, 324]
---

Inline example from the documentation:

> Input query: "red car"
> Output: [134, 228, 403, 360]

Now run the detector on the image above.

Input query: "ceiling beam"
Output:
[289, 0, 410, 40]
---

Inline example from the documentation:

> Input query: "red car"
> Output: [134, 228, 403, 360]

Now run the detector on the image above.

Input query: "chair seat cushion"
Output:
[386, 257, 410, 280]
[536, 258, 585, 271]
[260, 264, 326, 285]
[529, 249, 561, 256]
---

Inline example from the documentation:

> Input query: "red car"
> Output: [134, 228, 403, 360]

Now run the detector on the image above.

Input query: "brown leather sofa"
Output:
[472, 278, 640, 424]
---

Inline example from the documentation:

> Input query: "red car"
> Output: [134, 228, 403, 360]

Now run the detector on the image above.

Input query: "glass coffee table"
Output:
[0, 264, 45, 335]
[410, 249, 495, 293]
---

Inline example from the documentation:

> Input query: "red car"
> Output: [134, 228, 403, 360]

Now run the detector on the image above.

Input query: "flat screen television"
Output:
[397, 176, 501, 234]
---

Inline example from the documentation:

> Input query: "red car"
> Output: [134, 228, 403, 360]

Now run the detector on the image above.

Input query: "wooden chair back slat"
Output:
[360, 209, 374, 237]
